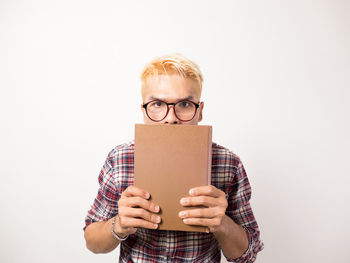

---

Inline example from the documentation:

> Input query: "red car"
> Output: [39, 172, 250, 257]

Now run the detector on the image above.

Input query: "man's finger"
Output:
[120, 207, 161, 224]
[120, 216, 159, 230]
[180, 196, 217, 207]
[122, 186, 150, 199]
[178, 207, 223, 219]
[188, 185, 223, 198]
[119, 196, 160, 213]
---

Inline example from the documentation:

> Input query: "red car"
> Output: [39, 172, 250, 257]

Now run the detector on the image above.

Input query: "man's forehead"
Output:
[147, 95, 195, 102]
[142, 74, 200, 102]
[144, 74, 191, 87]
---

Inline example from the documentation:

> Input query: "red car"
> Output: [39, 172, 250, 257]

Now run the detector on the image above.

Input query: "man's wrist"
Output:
[111, 215, 129, 241]
[208, 215, 228, 234]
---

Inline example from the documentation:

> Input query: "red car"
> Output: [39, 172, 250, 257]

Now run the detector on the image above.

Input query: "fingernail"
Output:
[189, 189, 195, 195]
[179, 211, 186, 218]
[155, 205, 160, 212]
[144, 192, 150, 199]
[180, 198, 189, 205]
[183, 219, 189, 224]
[153, 224, 158, 229]
[156, 216, 161, 223]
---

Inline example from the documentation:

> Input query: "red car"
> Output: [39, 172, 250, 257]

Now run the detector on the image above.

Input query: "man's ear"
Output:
[198, 101, 204, 122]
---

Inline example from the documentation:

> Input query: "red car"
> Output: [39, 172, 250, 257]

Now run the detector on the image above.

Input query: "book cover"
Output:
[134, 124, 212, 232]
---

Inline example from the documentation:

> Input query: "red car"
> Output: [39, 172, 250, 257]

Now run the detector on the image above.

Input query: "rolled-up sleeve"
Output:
[224, 157, 264, 262]
[84, 150, 120, 230]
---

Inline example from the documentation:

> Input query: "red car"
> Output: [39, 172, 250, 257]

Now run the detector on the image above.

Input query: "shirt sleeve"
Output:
[223, 156, 264, 262]
[84, 150, 120, 230]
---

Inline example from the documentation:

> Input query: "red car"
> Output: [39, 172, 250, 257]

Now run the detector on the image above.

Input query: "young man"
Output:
[84, 54, 264, 262]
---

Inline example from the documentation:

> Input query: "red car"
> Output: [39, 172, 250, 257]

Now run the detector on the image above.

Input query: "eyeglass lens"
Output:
[146, 100, 197, 121]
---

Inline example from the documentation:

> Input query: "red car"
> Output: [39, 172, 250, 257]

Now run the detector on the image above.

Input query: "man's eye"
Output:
[178, 101, 190, 108]
[150, 101, 164, 107]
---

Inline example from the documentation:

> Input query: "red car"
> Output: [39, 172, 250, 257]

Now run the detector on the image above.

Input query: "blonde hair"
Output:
[140, 54, 203, 99]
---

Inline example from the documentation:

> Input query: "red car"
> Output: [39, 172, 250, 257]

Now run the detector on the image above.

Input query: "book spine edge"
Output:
[208, 127, 212, 185]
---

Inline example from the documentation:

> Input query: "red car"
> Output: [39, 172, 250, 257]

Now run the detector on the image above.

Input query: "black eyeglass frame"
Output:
[142, 99, 200, 122]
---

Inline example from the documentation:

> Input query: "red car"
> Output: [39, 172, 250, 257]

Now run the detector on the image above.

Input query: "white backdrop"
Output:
[1, 1, 349, 262]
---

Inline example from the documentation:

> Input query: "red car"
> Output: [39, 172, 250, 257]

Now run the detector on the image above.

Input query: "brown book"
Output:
[134, 124, 212, 232]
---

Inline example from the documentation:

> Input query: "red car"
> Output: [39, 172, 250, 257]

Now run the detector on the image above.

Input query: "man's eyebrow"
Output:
[181, 96, 194, 101]
[148, 96, 160, 100]
[147, 96, 194, 101]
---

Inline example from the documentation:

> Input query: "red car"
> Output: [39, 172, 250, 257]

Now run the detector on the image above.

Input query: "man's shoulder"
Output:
[110, 140, 135, 154]
[212, 142, 242, 167]
[105, 141, 135, 167]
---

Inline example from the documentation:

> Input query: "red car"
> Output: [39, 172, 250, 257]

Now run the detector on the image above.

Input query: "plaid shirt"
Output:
[85, 141, 264, 262]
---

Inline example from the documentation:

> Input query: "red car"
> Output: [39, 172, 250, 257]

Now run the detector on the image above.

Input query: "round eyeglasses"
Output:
[142, 99, 200, 122]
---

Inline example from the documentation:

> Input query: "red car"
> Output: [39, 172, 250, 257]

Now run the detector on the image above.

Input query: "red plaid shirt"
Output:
[85, 141, 264, 262]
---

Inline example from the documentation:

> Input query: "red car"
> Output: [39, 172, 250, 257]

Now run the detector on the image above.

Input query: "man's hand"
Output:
[116, 186, 161, 237]
[178, 185, 228, 233]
